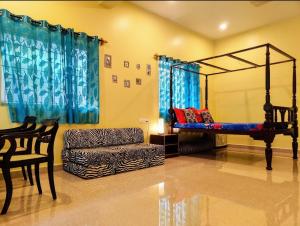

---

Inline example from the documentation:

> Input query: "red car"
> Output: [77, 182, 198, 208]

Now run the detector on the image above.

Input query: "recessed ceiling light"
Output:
[219, 22, 228, 31]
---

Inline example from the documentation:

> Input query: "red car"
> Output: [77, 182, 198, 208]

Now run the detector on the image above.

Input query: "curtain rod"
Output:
[153, 54, 189, 64]
[1, 10, 108, 46]
[154, 54, 201, 68]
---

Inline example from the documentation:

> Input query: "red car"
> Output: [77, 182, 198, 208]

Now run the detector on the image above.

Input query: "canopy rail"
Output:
[172, 58, 293, 77]
[169, 43, 297, 135]
[171, 43, 295, 76]
[173, 43, 295, 68]
[227, 54, 259, 67]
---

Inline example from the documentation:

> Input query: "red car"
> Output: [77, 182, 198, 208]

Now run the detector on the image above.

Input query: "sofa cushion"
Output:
[62, 143, 165, 179]
[64, 128, 144, 149]
[62, 143, 164, 167]
[63, 161, 115, 179]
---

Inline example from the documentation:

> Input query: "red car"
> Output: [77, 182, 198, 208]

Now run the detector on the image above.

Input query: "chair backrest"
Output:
[23, 116, 37, 129]
[34, 118, 59, 159]
[0, 118, 59, 162]
[0, 116, 37, 150]
[64, 128, 144, 149]
[0, 116, 37, 135]
[20, 116, 37, 147]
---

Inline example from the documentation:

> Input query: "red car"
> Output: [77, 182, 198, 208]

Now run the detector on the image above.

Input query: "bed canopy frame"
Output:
[169, 43, 298, 170]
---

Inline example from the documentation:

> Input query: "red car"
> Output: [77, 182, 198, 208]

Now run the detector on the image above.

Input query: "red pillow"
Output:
[173, 108, 187, 123]
[189, 108, 207, 123]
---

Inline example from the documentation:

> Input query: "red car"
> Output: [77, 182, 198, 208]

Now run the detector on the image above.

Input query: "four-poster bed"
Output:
[169, 43, 298, 170]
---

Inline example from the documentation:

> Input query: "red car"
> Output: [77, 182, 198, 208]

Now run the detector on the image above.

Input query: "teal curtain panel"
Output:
[159, 56, 200, 120]
[0, 9, 99, 123]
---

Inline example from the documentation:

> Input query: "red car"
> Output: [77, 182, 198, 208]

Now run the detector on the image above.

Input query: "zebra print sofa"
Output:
[62, 128, 165, 179]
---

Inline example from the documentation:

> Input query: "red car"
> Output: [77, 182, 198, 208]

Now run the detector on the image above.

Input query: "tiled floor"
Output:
[0, 149, 299, 226]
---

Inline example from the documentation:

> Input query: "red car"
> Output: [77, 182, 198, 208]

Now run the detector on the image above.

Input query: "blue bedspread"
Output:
[174, 122, 263, 132]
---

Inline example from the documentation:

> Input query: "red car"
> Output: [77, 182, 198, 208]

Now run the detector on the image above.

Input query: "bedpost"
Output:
[292, 59, 298, 159]
[205, 75, 208, 109]
[264, 45, 272, 112]
[169, 66, 174, 134]
[264, 44, 274, 170]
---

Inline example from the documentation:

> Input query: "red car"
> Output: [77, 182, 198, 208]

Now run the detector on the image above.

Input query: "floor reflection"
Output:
[0, 150, 299, 226]
[160, 193, 201, 226]
[264, 160, 299, 226]
[159, 153, 299, 226]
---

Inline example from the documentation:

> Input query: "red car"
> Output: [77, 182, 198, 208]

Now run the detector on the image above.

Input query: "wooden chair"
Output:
[0, 118, 59, 214]
[0, 116, 37, 184]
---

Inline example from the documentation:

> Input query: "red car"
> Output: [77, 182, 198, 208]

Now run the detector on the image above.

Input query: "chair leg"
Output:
[265, 141, 273, 170]
[293, 137, 298, 159]
[1, 168, 13, 215]
[27, 165, 34, 186]
[21, 166, 27, 181]
[48, 161, 56, 200]
[34, 163, 42, 195]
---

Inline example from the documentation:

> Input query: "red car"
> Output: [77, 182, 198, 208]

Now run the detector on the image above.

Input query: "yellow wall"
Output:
[2, 1, 299, 164]
[212, 15, 300, 149]
[0, 1, 214, 165]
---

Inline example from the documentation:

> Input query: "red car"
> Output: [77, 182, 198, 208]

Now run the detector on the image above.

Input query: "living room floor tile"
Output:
[0, 148, 299, 226]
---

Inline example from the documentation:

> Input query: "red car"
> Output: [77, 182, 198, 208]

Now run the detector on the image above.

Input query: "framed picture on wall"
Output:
[112, 75, 118, 83]
[124, 61, 129, 68]
[104, 54, 112, 68]
[136, 78, 142, 85]
[124, 80, 130, 88]
[146, 64, 151, 76]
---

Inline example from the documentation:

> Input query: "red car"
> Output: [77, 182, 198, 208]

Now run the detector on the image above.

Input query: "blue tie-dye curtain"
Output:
[159, 56, 200, 120]
[0, 9, 99, 123]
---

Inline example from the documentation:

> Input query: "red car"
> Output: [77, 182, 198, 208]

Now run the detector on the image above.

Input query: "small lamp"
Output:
[157, 118, 165, 135]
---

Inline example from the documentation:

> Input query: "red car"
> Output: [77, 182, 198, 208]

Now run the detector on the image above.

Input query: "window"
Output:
[158, 56, 200, 120]
[0, 9, 99, 123]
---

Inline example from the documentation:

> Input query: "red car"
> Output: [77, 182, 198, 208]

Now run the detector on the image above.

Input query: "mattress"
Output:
[174, 122, 264, 132]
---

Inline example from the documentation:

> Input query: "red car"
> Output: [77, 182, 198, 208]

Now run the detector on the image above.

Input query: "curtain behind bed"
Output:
[159, 56, 200, 120]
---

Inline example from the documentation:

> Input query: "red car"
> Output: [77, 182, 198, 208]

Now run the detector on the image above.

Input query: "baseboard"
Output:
[1, 164, 63, 179]
[227, 144, 294, 157]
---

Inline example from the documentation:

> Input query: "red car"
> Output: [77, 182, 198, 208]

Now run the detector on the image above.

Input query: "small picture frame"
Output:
[146, 64, 151, 76]
[136, 78, 142, 85]
[124, 80, 130, 88]
[136, 64, 141, 70]
[124, 61, 129, 68]
[104, 54, 112, 68]
[112, 75, 118, 83]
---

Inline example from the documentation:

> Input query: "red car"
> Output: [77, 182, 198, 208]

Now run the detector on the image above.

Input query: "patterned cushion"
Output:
[189, 108, 208, 123]
[64, 128, 144, 149]
[201, 110, 214, 123]
[183, 109, 197, 123]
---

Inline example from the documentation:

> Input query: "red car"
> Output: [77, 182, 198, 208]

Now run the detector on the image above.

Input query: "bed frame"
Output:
[169, 43, 298, 170]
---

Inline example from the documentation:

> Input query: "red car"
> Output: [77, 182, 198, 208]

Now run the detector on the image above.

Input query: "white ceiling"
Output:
[132, 1, 300, 39]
